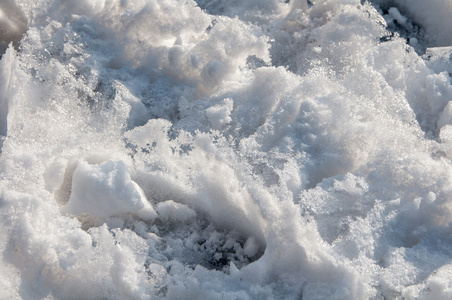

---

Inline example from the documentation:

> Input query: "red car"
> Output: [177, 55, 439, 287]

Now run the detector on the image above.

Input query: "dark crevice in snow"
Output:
[151, 216, 265, 272]
[369, 1, 426, 54]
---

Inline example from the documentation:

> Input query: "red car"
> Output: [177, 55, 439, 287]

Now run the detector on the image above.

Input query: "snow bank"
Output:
[1, 0, 452, 299]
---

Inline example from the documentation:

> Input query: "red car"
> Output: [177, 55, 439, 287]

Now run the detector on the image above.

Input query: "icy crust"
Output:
[1, 0, 452, 299]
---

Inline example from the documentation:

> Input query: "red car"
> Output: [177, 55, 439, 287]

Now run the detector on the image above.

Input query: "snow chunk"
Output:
[388, 7, 407, 26]
[156, 200, 196, 222]
[206, 98, 233, 130]
[243, 237, 259, 258]
[64, 160, 156, 220]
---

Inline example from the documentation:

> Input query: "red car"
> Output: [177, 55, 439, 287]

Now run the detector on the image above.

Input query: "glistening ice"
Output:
[1, 0, 452, 299]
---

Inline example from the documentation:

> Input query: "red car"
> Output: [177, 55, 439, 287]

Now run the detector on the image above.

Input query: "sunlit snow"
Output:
[1, 0, 452, 299]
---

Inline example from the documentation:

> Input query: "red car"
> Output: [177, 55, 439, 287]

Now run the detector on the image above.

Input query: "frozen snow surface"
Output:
[1, 0, 452, 299]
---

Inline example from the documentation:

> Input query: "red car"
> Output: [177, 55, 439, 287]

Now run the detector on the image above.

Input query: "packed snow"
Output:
[1, 0, 452, 299]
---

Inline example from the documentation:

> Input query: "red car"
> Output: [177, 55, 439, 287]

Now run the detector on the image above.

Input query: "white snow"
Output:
[156, 200, 196, 222]
[388, 7, 407, 26]
[206, 98, 233, 130]
[64, 159, 157, 220]
[1, 0, 452, 299]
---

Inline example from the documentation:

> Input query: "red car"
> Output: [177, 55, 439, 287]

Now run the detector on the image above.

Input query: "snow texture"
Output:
[1, 0, 452, 299]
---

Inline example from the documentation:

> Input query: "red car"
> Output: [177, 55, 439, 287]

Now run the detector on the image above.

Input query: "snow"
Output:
[1, 0, 452, 299]
[388, 7, 407, 26]
[156, 200, 196, 222]
[206, 98, 233, 130]
[0, 0, 27, 55]
[64, 159, 157, 220]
